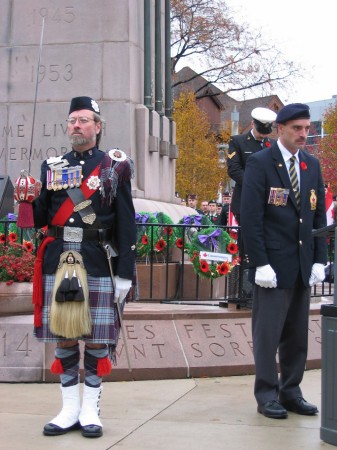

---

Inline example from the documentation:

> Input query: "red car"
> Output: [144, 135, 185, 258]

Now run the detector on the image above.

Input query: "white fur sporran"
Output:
[50, 250, 91, 338]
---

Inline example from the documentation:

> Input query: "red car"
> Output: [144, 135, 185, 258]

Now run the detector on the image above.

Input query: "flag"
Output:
[325, 185, 335, 226]
[227, 205, 238, 227]
[217, 181, 223, 204]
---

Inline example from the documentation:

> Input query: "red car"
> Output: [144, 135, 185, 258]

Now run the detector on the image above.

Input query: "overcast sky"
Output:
[224, 0, 336, 104]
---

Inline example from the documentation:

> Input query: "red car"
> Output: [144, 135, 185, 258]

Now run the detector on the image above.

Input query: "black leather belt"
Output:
[47, 226, 112, 243]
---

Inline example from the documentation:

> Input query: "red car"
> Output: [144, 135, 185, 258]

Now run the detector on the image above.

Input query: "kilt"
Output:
[34, 243, 123, 344]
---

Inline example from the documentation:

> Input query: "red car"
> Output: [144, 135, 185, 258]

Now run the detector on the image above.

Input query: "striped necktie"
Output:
[289, 156, 300, 208]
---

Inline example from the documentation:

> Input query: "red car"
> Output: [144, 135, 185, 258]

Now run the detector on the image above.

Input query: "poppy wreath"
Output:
[135, 212, 159, 257]
[175, 214, 213, 250]
[152, 212, 176, 253]
[187, 226, 240, 279]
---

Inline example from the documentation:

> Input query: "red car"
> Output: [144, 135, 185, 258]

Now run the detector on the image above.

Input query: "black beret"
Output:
[69, 96, 100, 115]
[276, 103, 310, 124]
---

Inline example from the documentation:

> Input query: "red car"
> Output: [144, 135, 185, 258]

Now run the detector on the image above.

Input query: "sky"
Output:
[219, 0, 337, 104]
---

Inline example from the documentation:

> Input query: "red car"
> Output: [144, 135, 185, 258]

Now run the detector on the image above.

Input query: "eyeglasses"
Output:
[66, 117, 96, 125]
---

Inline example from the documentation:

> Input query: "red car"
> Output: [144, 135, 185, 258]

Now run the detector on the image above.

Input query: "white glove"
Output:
[114, 275, 132, 303]
[255, 264, 277, 288]
[309, 263, 325, 286]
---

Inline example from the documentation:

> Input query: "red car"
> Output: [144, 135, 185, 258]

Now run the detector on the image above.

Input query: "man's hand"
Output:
[309, 263, 325, 286]
[255, 264, 277, 288]
[114, 276, 132, 303]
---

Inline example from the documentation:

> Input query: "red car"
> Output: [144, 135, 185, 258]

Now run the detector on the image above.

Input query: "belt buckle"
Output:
[63, 226, 83, 243]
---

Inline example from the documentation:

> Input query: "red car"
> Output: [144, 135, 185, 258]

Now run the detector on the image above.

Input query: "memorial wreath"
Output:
[187, 226, 240, 279]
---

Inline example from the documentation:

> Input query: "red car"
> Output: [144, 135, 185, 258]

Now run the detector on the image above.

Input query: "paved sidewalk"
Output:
[1, 369, 335, 450]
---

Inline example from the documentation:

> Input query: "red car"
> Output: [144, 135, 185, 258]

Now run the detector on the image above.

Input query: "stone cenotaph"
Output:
[0, 0, 188, 219]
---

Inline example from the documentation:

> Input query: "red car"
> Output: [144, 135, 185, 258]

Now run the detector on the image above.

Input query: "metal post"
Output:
[320, 225, 337, 445]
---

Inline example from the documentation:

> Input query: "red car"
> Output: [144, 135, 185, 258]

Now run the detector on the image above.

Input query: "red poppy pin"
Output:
[300, 161, 307, 171]
[264, 141, 271, 148]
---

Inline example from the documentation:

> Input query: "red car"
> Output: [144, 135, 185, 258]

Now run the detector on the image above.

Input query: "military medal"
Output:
[46, 165, 82, 191]
[268, 187, 289, 207]
[310, 189, 317, 210]
[86, 175, 101, 190]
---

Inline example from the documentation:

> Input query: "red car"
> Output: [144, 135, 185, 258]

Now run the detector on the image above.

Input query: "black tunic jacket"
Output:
[33, 147, 136, 280]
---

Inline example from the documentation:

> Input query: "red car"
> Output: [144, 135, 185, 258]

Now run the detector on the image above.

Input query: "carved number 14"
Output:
[2, 333, 32, 357]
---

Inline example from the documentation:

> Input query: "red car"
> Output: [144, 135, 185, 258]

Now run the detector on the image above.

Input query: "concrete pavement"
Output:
[1, 369, 336, 450]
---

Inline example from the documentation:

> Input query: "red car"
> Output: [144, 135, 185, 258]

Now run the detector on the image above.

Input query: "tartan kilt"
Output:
[34, 274, 123, 344]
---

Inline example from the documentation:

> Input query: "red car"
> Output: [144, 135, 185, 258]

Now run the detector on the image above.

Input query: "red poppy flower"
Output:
[264, 141, 271, 148]
[0, 234, 5, 244]
[227, 242, 238, 254]
[141, 235, 148, 245]
[217, 261, 230, 275]
[300, 161, 307, 170]
[8, 232, 18, 243]
[200, 260, 209, 273]
[176, 238, 184, 248]
[164, 226, 173, 235]
[23, 240, 34, 252]
[229, 230, 238, 240]
[155, 238, 166, 251]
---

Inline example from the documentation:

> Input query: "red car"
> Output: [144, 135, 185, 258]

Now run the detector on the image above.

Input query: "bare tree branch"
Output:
[171, 0, 302, 98]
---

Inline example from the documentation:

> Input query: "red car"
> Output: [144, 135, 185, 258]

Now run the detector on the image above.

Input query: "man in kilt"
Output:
[32, 96, 136, 438]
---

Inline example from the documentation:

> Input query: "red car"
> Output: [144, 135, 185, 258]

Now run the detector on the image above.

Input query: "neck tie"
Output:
[289, 156, 300, 208]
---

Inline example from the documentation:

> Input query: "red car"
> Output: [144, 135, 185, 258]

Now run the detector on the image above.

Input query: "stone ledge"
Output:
[0, 303, 324, 382]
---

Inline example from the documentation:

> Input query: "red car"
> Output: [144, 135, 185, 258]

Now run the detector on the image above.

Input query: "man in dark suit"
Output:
[240, 103, 327, 419]
[206, 199, 219, 223]
[227, 107, 277, 224]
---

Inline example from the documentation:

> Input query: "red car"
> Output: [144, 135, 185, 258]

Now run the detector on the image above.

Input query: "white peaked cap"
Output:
[251, 107, 277, 124]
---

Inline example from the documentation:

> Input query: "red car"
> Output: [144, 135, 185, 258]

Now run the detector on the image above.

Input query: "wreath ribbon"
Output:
[135, 213, 149, 224]
[198, 229, 221, 250]
[183, 214, 202, 226]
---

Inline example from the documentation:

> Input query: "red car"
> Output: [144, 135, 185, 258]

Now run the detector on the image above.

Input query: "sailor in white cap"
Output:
[227, 107, 277, 224]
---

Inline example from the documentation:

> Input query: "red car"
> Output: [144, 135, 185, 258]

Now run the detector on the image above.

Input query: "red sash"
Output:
[51, 165, 100, 226]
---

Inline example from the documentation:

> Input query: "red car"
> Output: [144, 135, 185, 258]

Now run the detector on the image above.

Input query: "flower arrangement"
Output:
[152, 212, 176, 253]
[0, 240, 36, 285]
[175, 214, 213, 250]
[187, 226, 240, 279]
[135, 212, 159, 257]
[0, 219, 36, 284]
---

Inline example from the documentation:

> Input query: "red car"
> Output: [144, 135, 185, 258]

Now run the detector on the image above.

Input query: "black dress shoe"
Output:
[81, 424, 103, 438]
[43, 421, 81, 436]
[257, 400, 288, 419]
[282, 397, 318, 415]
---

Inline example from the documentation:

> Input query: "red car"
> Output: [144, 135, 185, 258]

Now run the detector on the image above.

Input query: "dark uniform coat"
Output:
[240, 144, 327, 287]
[227, 132, 275, 216]
[33, 147, 136, 280]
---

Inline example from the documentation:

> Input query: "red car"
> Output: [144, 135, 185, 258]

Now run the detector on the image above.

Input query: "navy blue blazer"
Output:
[240, 143, 327, 288]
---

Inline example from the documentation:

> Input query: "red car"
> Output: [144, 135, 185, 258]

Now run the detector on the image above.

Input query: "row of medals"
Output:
[47, 165, 83, 191]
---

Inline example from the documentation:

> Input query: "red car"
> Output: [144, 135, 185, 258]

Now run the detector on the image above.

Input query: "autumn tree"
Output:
[171, 0, 301, 99]
[315, 103, 337, 193]
[173, 91, 230, 201]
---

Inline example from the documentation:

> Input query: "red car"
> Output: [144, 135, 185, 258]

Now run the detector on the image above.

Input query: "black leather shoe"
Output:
[257, 400, 288, 419]
[43, 421, 81, 436]
[282, 397, 318, 415]
[81, 424, 103, 438]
